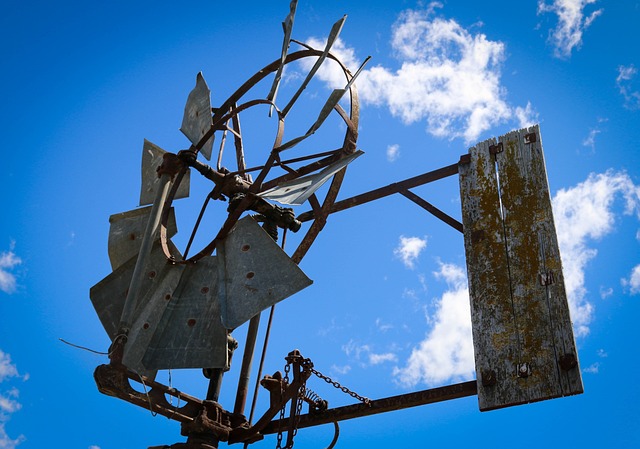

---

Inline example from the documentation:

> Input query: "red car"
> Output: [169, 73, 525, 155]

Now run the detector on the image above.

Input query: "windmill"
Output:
[90, 2, 583, 448]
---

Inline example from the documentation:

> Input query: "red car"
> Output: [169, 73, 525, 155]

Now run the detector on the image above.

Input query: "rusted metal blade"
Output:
[142, 255, 230, 370]
[180, 72, 214, 160]
[281, 15, 347, 118]
[140, 140, 190, 206]
[89, 240, 182, 377]
[266, 0, 298, 115]
[259, 150, 363, 205]
[107, 206, 178, 271]
[219, 216, 312, 329]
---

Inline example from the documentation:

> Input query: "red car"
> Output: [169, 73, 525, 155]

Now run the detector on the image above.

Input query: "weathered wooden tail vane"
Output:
[89, 2, 581, 448]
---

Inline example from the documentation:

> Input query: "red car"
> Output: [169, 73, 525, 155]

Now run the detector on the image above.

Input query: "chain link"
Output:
[310, 367, 371, 406]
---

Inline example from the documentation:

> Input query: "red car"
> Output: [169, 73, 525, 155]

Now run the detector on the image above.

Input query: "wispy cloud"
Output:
[393, 263, 474, 387]
[342, 340, 398, 367]
[622, 264, 640, 295]
[394, 236, 427, 269]
[0, 243, 22, 295]
[304, 4, 532, 143]
[386, 144, 400, 162]
[616, 65, 640, 109]
[0, 350, 25, 449]
[552, 170, 640, 336]
[538, 0, 603, 58]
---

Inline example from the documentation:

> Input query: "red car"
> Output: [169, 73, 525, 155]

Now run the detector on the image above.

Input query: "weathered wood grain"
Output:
[460, 125, 583, 411]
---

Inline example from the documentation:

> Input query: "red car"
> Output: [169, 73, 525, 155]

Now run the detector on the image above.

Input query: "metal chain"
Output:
[310, 366, 371, 406]
[275, 364, 292, 449]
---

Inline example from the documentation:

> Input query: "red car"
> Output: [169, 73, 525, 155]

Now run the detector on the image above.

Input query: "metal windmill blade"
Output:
[107, 206, 178, 271]
[181, 72, 215, 160]
[90, 239, 183, 377]
[258, 150, 363, 205]
[217, 216, 313, 329]
[140, 139, 191, 206]
[266, 0, 298, 115]
[142, 255, 229, 370]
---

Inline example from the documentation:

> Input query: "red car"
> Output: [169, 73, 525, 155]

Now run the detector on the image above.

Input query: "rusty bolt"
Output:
[165, 293, 171, 300]
[241, 244, 251, 252]
[517, 363, 530, 378]
[481, 369, 497, 387]
[246, 272, 255, 279]
[129, 233, 136, 241]
[201, 287, 209, 294]
[143, 323, 150, 330]
[187, 319, 196, 327]
[559, 353, 578, 371]
[148, 271, 157, 279]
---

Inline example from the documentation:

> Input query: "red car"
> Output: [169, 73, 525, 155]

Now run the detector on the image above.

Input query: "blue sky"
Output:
[1, 0, 640, 448]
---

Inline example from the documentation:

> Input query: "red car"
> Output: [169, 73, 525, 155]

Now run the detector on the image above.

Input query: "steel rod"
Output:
[261, 380, 477, 434]
[399, 189, 463, 233]
[234, 314, 261, 415]
[297, 162, 459, 222]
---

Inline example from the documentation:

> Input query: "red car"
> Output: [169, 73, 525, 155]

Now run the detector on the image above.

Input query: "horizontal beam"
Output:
[297, 162, 460, 222]
[261, 380, 477, 434]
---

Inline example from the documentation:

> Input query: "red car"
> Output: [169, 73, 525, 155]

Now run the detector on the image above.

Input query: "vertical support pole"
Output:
[234, 314, 261, 415]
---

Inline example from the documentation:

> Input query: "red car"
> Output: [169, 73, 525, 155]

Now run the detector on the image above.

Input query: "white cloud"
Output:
[599, 286, 613, 299]
[303, 5, 531, 143]
[538, 0, 603, 58]
[342, 340, 398, 367]
[0, 425, 24, 449]
[394, 236, 427, 269]
[0, 352, 24, 449]
[616, 65, 640, 109]
[89, 446, 101, 449]
[0, 243, 22, 295]
[0, 352, 19, 384]
[583, 362, 600, 374]
[386, 144, 400, 162]
[582, 128, 600, 151]
[622, 264, 640, 295]
[393, 263, 474, 387]
[597, 349, 608, 358]
[552, 170, 640, 336]
[514, 102, 539, 129]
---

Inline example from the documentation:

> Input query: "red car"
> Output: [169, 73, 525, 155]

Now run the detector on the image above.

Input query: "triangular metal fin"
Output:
[181, 72, 214, 160]
[142, 256, 229, 370]
[140, 139, 190, 206]
[258, 150, 363, 205]
[219, 216, 313, 329]
[108, 206, 178, 271]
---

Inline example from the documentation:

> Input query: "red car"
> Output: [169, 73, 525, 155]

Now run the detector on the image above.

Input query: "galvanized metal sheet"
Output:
[219, 216, 313, 329]
[140, 139, 190, 206]
[107, 206, 178, 271]
[266, 0, 298, 112]
[258, 150, 363, 205]
[280, 15, 346, 119]
[142, 255, 229, 370]
[460, 125, 582, 411]
[180, 72, 214, 160]
[90, 240, 181, 376]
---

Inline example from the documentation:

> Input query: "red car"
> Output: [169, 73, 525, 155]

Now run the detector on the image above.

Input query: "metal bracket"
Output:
[489, 142, 503, 155]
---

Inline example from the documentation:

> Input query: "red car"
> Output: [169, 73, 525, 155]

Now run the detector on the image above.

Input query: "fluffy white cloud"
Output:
[538, 0, 603, 58]
[616, 65, 640, 110]
[394, 236, 427, 269]
[0, 351, 24, 449]
[303, 4, 530, 143]
[552, 170, 640, 336]
[0, 244, 22, 295]
[342, 340, 397, 367]
[622, 264, 640, 295]
[386, 144, 400, 162]
[393, 263, 474, 387]
[0, 352, 19, 384]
